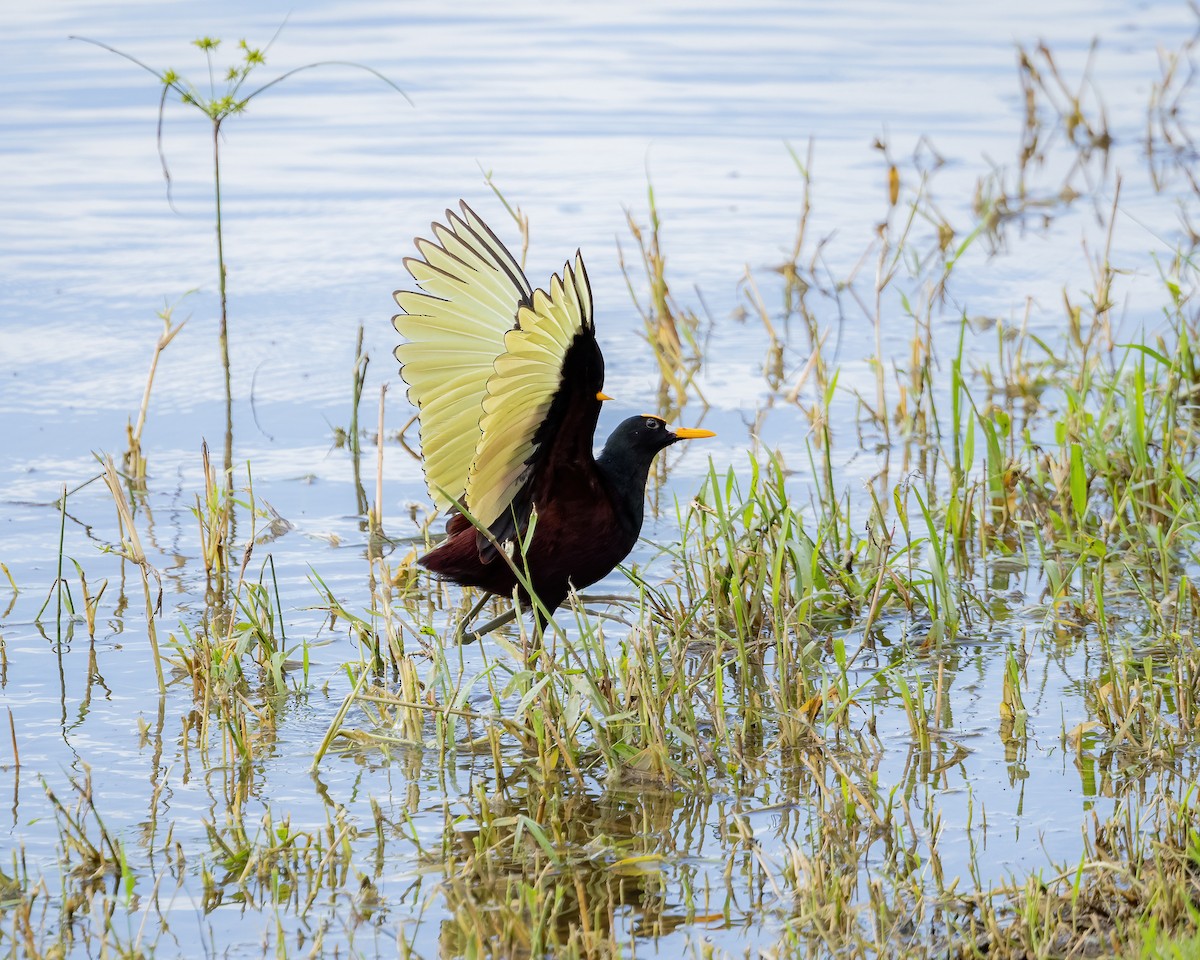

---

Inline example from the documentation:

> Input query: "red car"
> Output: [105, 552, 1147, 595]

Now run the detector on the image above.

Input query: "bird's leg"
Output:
[457, 605, 518, 644]
[575, 593, 635, 605]
[452, 592, 493, 643]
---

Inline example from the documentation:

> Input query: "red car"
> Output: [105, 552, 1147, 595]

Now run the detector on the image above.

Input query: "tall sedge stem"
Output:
[74, 33, 406, 507]
[213, 118, 233, 498]
[213, 118, 228, 378]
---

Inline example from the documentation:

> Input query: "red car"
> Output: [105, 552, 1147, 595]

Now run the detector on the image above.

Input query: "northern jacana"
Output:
[393, 202, 714, 633]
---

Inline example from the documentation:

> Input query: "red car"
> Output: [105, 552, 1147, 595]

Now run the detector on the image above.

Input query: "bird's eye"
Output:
[645, 418, 660, 429]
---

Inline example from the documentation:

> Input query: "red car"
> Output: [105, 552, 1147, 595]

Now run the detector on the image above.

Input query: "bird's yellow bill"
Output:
[596, 391, 613, 401]
[673, 426, 716, 439]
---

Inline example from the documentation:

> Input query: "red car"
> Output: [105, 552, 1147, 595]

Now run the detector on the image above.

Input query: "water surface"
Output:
[2, 1, 1198, 956]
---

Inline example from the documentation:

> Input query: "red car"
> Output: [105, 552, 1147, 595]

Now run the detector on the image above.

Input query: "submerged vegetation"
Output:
[6, 14, 1200, 960]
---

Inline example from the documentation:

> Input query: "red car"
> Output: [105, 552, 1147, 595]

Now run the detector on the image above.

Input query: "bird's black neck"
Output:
[595, 440, 656, 537]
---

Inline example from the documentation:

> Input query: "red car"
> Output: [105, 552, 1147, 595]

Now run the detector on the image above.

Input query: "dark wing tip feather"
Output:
[573, 251, 594, 331]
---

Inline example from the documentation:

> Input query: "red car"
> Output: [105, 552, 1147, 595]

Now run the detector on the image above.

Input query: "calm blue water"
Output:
[2, 0, 1198, 956]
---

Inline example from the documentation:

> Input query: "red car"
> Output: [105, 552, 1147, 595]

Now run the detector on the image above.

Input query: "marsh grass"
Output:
[101, 456, 165, 694]
[620, 184, 707, 417]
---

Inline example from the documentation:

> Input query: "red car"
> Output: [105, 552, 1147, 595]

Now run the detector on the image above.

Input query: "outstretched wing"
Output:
[393, 201, 533, 512]
[466, 255, 602, 551]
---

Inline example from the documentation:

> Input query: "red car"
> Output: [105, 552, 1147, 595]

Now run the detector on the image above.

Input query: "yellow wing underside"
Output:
[393, 202, 593, 532]
[466, 258, 592, 530]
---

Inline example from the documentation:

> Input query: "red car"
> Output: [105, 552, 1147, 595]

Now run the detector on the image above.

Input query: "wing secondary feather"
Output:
[467, 254, 594, 533]
[393, 202, 533, 511]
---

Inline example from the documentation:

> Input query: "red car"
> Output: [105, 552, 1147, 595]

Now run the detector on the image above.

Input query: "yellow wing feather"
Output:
[393, 202, 533, 511]
[466, 254, 593, 530]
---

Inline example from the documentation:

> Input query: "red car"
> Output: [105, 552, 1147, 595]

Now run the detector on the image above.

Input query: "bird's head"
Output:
[593, 414, 717, 525]
[603, 414, 716, 459]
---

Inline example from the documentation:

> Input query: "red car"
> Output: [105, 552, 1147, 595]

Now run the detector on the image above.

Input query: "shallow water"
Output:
[3, 0, 1200, 956]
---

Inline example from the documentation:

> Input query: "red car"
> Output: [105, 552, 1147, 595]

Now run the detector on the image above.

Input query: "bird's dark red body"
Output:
[419, 458, 638, 614]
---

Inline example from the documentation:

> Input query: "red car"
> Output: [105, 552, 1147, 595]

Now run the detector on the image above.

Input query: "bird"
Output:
[392, 201, 714, 635]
